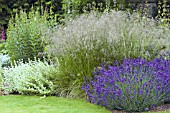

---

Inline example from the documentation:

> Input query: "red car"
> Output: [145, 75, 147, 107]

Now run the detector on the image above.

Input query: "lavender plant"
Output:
[82, 57, 170, 112]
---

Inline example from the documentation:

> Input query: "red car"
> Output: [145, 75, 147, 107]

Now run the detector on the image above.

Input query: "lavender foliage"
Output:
[82, 57, 170, 112]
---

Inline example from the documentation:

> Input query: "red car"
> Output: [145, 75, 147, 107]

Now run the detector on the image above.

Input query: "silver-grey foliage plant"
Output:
[0, 54, 10, 67]
[2, 59, 59, 96]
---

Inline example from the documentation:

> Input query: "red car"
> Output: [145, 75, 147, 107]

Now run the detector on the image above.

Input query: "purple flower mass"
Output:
[82, 57, 170, 112]
[0, 30, 6, 40]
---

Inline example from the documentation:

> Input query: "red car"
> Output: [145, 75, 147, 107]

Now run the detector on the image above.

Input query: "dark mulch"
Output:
[110, 103, 170, 113]
[149, 103, 170, 112]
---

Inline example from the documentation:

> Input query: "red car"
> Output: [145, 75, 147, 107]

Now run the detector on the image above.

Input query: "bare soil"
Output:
[110, 103, 170, 113]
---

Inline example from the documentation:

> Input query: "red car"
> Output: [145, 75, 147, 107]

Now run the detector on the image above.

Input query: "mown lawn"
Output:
[0, 95, 170, 113]
[0, 95, 110, 113]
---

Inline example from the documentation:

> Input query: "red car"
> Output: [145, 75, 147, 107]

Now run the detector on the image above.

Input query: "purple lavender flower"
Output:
[134, 89, 136, 95]
[82, 57, 170, 112]
[145, 108, 149, 111]
[139, 89, 143, 95]
[126, 88, 129, 92]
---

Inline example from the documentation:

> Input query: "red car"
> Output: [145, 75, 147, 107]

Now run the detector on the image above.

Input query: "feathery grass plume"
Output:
[47, 10, 169, 98]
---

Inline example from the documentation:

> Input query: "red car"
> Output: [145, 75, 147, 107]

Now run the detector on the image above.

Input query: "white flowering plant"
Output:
[2, 59, 59, 96]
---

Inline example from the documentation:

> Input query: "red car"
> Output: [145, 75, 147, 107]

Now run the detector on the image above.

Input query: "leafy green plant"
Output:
[0, 0, 14, 26]
[156, 0, 170, 26]
[47, 10, 169, 98]
[0, 0, 60, 27]
[61, 0, 128, 17]
[0, 41, 7, 55]
[6, 7, 55, 63]
[62, 0, 88, 16]
[2, 58, 59, 96]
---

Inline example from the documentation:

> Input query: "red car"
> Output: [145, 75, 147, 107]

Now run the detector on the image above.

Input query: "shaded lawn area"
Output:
[0, 95, 110, 113]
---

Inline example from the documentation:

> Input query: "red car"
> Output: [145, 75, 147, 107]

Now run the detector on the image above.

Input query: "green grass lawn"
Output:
[0, 95, 110, 113]
[0, 95, 170, 113]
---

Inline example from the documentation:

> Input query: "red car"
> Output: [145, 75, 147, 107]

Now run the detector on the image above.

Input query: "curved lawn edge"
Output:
[0, 95, 110, 113]
[0, 95, 170, 113]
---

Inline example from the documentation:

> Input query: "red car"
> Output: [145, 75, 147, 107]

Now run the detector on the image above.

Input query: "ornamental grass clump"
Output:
[82, 57, 170, 112]
[47, 10, 170, 98]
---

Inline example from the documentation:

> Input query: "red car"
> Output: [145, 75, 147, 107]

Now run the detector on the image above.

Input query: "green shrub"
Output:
[6, 7, 55, 63]
[47, 10, 169, 98]
[0, 40, 7, 55]
[2, 59, 59, 96]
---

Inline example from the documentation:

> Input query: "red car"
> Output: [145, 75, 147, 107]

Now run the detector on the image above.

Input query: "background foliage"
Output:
[0, 0, 61, 28]
[1, 0, 169, 29]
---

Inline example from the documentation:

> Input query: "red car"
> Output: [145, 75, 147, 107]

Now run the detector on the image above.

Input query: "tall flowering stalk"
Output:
[82, 57, 170, 112]
[0, 30, 6, 41]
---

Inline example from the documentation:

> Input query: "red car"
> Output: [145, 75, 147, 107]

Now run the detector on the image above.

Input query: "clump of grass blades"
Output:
[47, 10, 169, 98]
